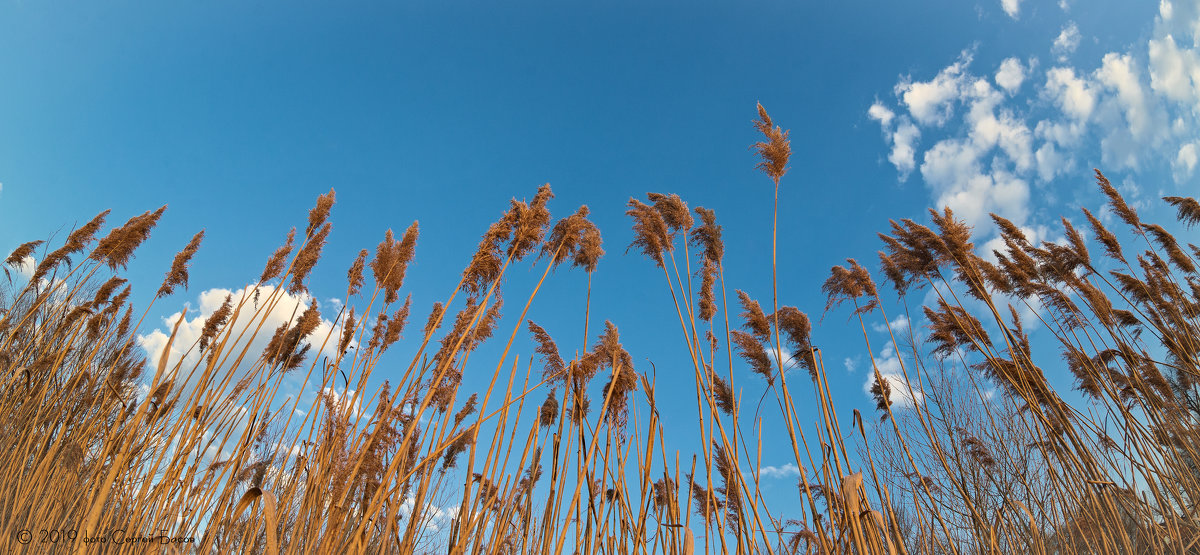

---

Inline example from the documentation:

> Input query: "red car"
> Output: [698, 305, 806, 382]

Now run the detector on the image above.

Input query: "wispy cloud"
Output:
[1052, 22, 1081, 62]
[1000, 0, 1023, 20]
[872, 314, 909, 334]
[759, 463, 801, 479]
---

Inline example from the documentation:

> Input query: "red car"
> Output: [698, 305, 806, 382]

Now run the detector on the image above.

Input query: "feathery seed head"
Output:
[347, 249, 368, 298]
[157, 230, 205, 297]
[690, 207, 724, 263]
[91, 206, 167, 270]
[752, 103, 791, 184]
[65, 209, 111, 254]
[1164, 195, 1200, 228]
[528, 321, 566, 383]
[199, 294, 233, 353]
[539, 390, 559, 428]
[261, 228, 296, 283]
[1096, 169, 1140, 230]
[646, 192, 693, 235]
[306, 188, 336, 239]
[288, 222, 331, 295]
[5, 240, 42, 268]
[626, 198, 671, 267]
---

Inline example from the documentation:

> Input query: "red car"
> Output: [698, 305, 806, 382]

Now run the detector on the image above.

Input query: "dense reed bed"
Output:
[1, 105, 1198, 554]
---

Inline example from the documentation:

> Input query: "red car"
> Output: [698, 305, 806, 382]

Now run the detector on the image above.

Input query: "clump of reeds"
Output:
[2, 104, 1197, 555]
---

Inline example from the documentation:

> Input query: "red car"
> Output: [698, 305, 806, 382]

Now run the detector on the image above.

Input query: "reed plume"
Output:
[338, 307, 356, 356]
[690, 207, 724, 264]
[90, 205, 167, 270]
[307, 188, 336, 239]
[157, 230, 205, 297]
[543, 205, 604, 272]
[64, 209, 111, 253]
[869, 369, 892, 421]
[1095, 169, 1140, 229]
[646, 192, 693, 237]
[1164, 195, 1200, 227]
[462, 185, 552, 296]
[198, 294, 233, 353]
[289, 222, 331, 295]
[261, 228, 296, 283]
[736, 290, 770, 340]
[752, 103, 790, 184]
[380, 295, 412, 352]
[626, 198, 671, 267]
[370, 222, 419, 303]
[4, 240, 42, 269]
[539, 390, 559, 427]
[347, 248, 368, 298]
[698, 257, 718, 321]
[712, 373, 735, 415]
[527, 321, 565, 382]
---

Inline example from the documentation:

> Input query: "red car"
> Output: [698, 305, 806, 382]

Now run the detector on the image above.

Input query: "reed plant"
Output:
[1, 105, 1198, 554]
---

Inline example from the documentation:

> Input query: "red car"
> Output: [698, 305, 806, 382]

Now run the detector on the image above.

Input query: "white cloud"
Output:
[872, 314, 909, 334]
[768, 346, 798, 374]
[920, 138, 981, 193]
[919, 138, 1031, 226]
[759, 463, 801, 479]
[1174, 140, 1200, 181]
[1044, 67, 1097, 121]
[1034, 141, 1073, 182]
[954, 172, 1028, 226]
[1092, 52, 1169, 171]
[881, 52, 1041, 225]
[869, 102, 920, 180]
[1095, 53, 1157, 141]
[895, 51, 973, 127]
[1148, 34, 1200, 109]
[398, 498, 458, 533]
[138, 284, 346, 403]
[1033, 118, 1085, 149]
[889, 118, 921, 179]
[844, 356, 859, 373]
[1000, 0, 1022, 19]
[995, 57, 1026, 93]
[965, 83, 1035, 172]
[1053, 22, 1082, 62]
[870, 2, 1200, 245]
[867, 101, 895, 128]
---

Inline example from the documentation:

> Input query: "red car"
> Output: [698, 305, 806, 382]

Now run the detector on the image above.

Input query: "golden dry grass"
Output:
[0, 106, 1197, 554]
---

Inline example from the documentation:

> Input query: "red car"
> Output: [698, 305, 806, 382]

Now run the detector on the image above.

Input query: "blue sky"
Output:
[1, 0, 1197, 520]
